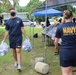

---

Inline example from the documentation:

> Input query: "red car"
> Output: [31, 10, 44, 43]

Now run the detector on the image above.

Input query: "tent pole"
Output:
[30, 24, 31, 40]
[44, 0, 47, 63]
[33, 16, 35, 49]
[30, 16, 35, 67]
[30, 15, 32, 40]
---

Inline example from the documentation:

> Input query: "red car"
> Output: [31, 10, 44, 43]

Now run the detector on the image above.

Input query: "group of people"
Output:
[1, 7, 76, 75]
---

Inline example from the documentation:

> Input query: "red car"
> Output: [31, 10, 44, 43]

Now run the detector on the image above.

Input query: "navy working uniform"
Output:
[55, 22, 76, 67]
[5, 17, 24, 48]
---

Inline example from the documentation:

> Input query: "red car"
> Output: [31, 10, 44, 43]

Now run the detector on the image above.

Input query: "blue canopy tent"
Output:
[31, 8, 63, 62]
[32, 8, 63, 16]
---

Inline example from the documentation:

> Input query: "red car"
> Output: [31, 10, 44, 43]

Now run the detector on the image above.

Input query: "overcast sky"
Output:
[19, 0, 44, 6]
[9, 0, 44, 7]
[19, 0, 30, 6]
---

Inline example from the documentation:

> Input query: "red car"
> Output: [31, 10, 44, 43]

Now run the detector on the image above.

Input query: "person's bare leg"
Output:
[61, 66, 74, 75]
[16, 48, 22, 71]
[13, 48, 17, 61]
[69, 66, 74, 75]
[13, 48, 18, 67]
[16, 48, 21, 65]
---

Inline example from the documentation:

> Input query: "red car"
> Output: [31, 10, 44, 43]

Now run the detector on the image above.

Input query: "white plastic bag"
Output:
[22, 39, 32, 51]
[0, 42, 9, 56]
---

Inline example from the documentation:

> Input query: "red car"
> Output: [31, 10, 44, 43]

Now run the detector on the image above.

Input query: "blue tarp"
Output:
[32, 8, 63, 16]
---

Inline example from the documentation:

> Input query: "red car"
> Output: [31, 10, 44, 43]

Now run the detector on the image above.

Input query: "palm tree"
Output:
[11, 0, 20, 11]
[0, 0, 12, 12]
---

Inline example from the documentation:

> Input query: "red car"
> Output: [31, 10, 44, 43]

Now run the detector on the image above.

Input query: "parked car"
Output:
[23, 20, 37, 27]
[31, 21, 37, 27]
[23, 20, 31, 26]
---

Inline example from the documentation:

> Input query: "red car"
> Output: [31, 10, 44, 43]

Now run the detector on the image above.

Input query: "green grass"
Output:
[73, 12, 76, 18]
[0, 27, 76, 75]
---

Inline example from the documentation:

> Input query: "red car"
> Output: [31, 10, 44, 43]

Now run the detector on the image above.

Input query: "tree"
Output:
[55, 5, 76, 13]
[0, 0, 12, 13]
[25, 0, 42, 19]
[55, 5, 68, 11]
[10, 0, 20, 11]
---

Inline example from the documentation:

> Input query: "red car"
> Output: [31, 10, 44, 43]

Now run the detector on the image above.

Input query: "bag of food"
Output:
[0, 42, 9, 56]
[22, 39, 32, 52]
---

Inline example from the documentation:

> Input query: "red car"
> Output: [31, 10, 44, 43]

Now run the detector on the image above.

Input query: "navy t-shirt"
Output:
[5, 17, 24, 43]
[55, 22, 76, 50]
[5, 17, 24, 36]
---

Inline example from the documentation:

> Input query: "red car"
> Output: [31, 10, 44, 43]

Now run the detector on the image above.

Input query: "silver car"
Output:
[23, 20, 37, 27]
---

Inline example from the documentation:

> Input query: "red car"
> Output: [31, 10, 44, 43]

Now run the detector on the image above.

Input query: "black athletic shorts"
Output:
[9, 35, 22, 48]
[60, 49, 76, 67]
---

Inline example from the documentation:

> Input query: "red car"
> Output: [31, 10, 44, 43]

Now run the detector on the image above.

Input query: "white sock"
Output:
[18, 65, 21, 66]
[15, 61, 17, 64]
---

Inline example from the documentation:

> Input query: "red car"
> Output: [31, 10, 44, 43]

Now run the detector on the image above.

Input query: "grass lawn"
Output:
[0, 27, 76, 75]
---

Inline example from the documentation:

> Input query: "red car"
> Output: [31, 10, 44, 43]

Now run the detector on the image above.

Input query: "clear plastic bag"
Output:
[0, 42, 10, 56]
[22, 39, 32, 52]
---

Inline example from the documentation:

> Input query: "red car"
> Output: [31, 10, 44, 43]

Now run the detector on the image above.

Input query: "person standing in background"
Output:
[0, 15, 3, 25]
[73, 17, 76, 23]
[46, 17, 50, 27]
[2, 8, 28, 71]
[54, 18, 59, 25]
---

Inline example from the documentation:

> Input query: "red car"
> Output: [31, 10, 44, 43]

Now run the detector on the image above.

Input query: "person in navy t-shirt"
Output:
[2, 8, 28, 71]
[54, 10, 76, 75]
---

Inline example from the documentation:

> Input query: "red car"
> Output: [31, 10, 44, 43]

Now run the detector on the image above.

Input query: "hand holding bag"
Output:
[22, 39, 32, 52]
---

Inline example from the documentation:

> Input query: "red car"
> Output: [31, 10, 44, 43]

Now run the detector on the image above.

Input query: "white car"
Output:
[23, 20, 31, 26]
[23, 20, 37, 27]
[31, 21, 37, 27]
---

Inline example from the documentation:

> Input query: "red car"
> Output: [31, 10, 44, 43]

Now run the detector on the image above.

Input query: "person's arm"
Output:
[54, 25, 61, 52]
[54, 37, 59, 52]
[21, 27, 28, 39]
[2, 30, 9, 42]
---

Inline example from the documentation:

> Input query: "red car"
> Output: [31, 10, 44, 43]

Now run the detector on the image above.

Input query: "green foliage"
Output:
[12, 0, 20, 11]
[25, 0, 42, 19]
[55, 5, 68, 11]
[0, 5, 3, 13]
[55, 5, 76, 13]
[35, 17, 45, 24]
[69, 5, 76, 13]
[73, 12, 76, 18]
[0, 0, 12, 13]
[18, 7, 26, 12]
[0, 0, 20, 13]
[55, 5, 76, 18]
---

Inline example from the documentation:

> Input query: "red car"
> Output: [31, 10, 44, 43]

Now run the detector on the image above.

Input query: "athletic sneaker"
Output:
[14, 61, 18, 67]
[17, 65, 22, 72]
